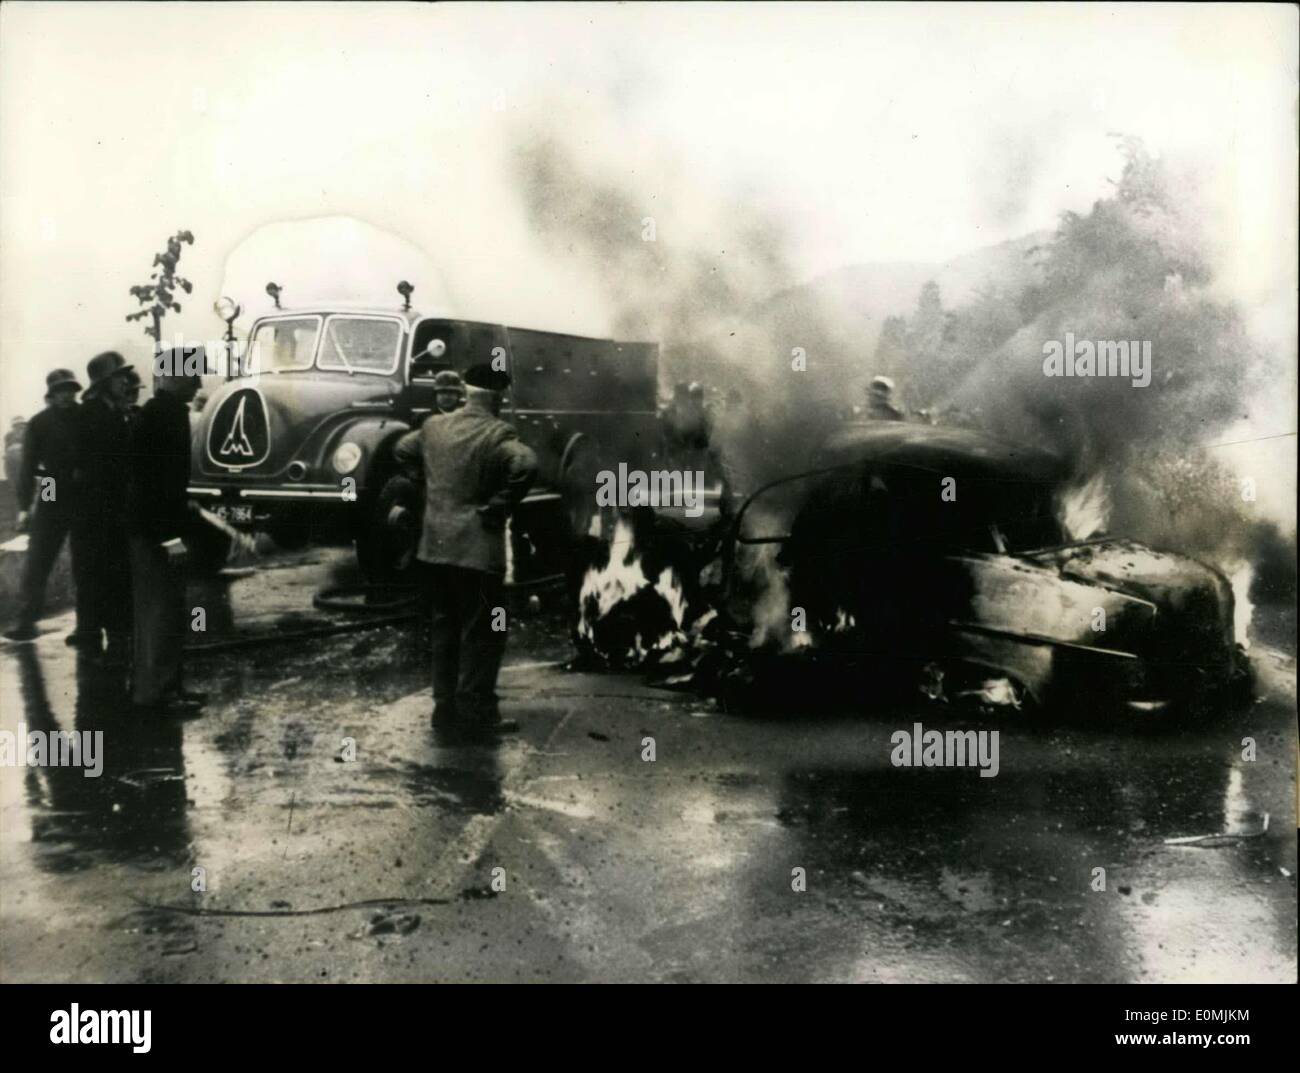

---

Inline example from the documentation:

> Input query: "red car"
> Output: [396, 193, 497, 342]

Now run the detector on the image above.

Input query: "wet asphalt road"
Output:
[1, 548, 1295, 983]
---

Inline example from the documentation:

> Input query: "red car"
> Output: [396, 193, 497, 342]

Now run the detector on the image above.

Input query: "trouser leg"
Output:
[16, 506, 72, 626]
[73, 517, 111, 645]
[67, 519, 91, 639]
[73, 516, 121, 647]
[72, 523, 101, 646]
[426, 564, 461, 715]
[102, 525, 133, 657]
[130, 536, 185, 705]
[455, 569, 507, 724]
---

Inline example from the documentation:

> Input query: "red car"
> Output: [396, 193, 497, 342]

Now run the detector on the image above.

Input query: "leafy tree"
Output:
[873, 314, 908, 377]
[126, 230, 195, 354]
[908, 280, 945, 356]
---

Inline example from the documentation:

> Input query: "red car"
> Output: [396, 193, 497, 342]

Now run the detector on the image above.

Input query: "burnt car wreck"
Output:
[578, 423, 1252, 718]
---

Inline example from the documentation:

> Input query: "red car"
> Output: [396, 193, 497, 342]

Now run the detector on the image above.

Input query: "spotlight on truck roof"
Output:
[214, 296, 241, 323]
[396, 280, 414, 311]
[265, 281, 283, 309]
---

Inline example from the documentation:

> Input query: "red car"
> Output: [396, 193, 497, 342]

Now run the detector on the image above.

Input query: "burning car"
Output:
[729, 423, 1250, 714]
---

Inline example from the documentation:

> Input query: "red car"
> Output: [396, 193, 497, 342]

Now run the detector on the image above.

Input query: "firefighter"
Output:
[74, 351, 136, 664]
[126, 349, 206, 716]
[682, 381, 711, 447]
[662, 380, 712, 468]
[394, 363, 537, 737]
[4, 369, 84, 644]
[863, 376, 905, 421]
[433, 369, 466, 413]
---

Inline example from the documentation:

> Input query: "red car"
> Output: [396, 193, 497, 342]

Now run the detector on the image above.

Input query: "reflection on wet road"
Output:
[1, 553, 1295, 982]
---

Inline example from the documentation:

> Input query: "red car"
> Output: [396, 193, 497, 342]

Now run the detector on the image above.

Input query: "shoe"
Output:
[133, 697, 203, 719]
[432, 720, 470, 743]
[3, 624, 37, 643]
[430, 701, 458, 729]
[463, 717, 519, 743]
[65, 631, 97, 648]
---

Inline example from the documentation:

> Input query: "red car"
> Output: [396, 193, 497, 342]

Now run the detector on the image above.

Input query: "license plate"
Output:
[213, 504, 254, 525]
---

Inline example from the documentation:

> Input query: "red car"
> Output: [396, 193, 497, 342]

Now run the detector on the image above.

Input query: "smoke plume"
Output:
[510, 126, 1294, 606]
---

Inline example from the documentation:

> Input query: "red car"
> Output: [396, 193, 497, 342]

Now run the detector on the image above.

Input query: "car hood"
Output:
[1027, 538, 1236, 654]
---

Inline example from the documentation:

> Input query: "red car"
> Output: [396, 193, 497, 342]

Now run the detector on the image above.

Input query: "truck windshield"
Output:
[245, 317, 319, 374]
[317, 316, 402, 374]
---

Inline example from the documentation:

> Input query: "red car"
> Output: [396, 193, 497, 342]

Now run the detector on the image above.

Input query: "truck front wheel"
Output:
[356, 474, 422, 582]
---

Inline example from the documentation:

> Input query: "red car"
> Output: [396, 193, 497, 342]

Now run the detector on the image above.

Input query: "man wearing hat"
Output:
[73, 351, 137, 663]
[4, 369, 85, 643]
[126, 347, 206, 715]
[864, 375, 905, 421]
[432, 369, 465, 414]
[394, 363, 537, 736]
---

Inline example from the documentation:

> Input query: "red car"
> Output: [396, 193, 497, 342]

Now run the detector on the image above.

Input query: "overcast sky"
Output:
[1, 2, 1295, 427]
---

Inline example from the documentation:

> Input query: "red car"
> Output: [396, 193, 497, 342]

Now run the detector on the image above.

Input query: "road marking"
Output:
[504, 791, 597, 820]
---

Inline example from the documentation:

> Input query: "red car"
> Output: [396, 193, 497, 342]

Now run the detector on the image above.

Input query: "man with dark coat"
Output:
[394, 363, 537, 735]
[74, 351, 136, 663]
[4, 369, 84, 643]
[126, 349, 205, 716]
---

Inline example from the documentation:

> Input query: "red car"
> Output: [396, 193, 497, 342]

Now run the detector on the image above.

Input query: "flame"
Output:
[739, 543, 861, 650]
[654, 566, 687, 630]
[576, 518, 689, 665]
[743, 544, 794, 648]
[789, 629, 813, 650]
[577, 519, 645, 631]
[830, 609, 857, 633]
[1057, 473, 1111, 541]
[955, 677, 1023, 709]
[1227, 560, 1254, 650]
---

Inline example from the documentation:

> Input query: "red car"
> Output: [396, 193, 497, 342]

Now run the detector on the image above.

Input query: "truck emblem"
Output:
[207, 387, 269, 469]
[219, 397, 255, 457]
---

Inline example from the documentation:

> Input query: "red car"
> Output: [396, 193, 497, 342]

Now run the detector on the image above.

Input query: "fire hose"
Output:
[185, 507, 566, 655]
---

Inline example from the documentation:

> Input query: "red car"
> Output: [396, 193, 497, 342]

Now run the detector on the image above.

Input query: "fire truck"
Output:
[187, 286, 661, 581]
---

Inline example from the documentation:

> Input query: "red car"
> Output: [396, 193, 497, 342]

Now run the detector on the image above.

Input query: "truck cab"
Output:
[189, 293, 661, 581]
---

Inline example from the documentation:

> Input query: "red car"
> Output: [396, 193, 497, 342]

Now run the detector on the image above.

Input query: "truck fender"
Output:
[331, 416, 414, 497]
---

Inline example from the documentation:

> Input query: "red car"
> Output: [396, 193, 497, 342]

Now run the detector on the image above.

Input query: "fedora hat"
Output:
[44, 368, 82, 398]
[84, 351, 134, 398]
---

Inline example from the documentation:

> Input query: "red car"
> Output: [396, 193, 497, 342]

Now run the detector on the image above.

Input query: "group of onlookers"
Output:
[5, 348, 209, 717]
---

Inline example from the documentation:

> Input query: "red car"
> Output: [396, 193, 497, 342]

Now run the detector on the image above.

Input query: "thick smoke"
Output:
[511, 129, 1293, 606]
[940, 140, 1292, 580]
[510, 133, 844, 492]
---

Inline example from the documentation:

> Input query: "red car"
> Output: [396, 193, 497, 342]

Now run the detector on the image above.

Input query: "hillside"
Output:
[763, 230, 1052, 366]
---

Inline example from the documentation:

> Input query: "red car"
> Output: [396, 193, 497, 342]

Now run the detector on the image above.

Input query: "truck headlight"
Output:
[332, 442, 363, 475]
